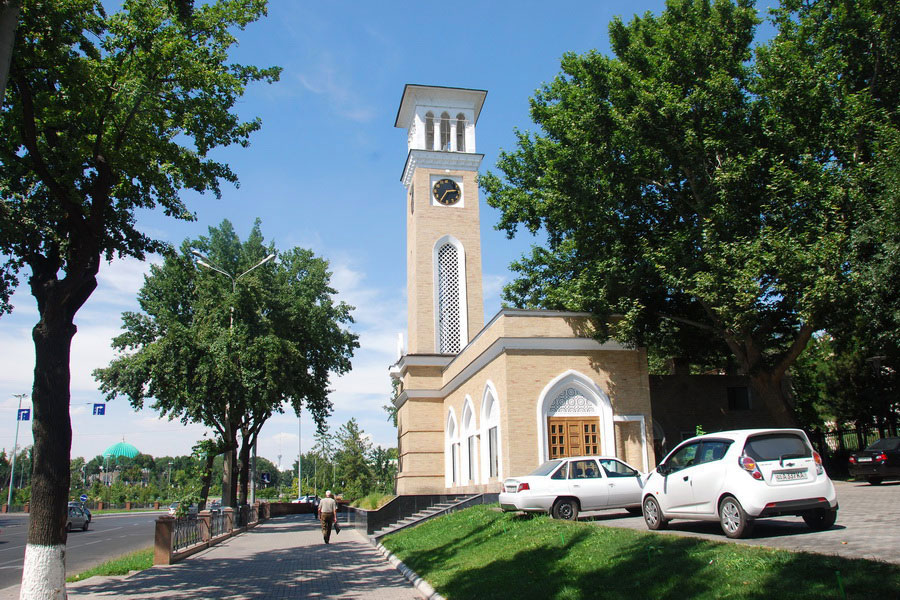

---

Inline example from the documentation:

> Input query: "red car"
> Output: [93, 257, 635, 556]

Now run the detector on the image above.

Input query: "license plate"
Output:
[774, 471, 806, 482]
[857, 457, 872, 462]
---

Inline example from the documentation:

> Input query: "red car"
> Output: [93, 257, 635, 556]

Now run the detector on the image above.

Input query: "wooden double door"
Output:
[548, 417, 600, 459]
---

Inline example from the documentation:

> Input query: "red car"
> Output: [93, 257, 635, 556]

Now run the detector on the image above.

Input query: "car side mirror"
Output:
[656, 463, 670, 476]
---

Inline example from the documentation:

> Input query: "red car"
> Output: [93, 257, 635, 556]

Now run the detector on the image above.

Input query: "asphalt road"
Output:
[0, 512, 161, 592]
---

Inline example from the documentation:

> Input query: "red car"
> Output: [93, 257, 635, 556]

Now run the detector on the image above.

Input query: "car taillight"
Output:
[813, 450, 825, 475]
[848, 455, 857, 464]
[875, 452, 888, 462]
[740, 455, 763, 480]
[517, 482, 530, 493]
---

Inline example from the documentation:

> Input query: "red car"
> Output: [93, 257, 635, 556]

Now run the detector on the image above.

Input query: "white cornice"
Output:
[401, 150, 484, 186]
[394, 335, 631, 410]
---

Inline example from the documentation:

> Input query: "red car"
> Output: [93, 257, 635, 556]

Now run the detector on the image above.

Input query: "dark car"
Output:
[68, 501, 91, 523]
[849, 437, 900, 485]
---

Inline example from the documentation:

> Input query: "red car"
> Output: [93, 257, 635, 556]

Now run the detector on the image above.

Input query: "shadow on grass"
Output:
[387, 507, 900, 600]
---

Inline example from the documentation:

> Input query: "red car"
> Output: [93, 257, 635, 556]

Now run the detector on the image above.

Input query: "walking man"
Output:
[318, 490, 340, 544]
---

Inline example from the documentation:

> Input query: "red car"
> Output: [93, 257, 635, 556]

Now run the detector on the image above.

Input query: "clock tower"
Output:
[395, 85, 487, 354]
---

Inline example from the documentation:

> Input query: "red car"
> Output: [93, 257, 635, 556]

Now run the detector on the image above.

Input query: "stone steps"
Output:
[371, 495, 474, 540]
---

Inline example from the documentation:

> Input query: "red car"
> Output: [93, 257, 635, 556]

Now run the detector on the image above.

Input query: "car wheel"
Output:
[552, 498, 579, 521]
[719, 496, 753, 539]
[65, 522, 72, 533]
[82, 520, 89, 531]
[867, 477, 883, 485]
[626, 506, 643, 516]
[802, 508, 837, 531]
[642, 496, 668, 530]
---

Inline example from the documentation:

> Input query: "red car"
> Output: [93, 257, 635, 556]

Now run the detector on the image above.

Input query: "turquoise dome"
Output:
[102, 441, 140, 459]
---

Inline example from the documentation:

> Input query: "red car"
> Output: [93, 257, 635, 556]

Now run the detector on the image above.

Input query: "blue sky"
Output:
[0, 1, 777, 468]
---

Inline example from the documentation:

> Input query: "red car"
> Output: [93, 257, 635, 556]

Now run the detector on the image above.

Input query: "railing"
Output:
[154, 502, 269, 566]
[172, 517, 202, 552]
[210, 512, 228, 538]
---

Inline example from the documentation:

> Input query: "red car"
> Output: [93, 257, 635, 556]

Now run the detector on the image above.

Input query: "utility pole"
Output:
[7, 393, 27, 507]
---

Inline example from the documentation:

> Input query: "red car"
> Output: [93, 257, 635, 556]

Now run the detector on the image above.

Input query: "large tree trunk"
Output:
[20, 316, 76, 599]
[221, 439, 237, 508]
[748, 371, 798, 428]
[0, 0, 20, 107]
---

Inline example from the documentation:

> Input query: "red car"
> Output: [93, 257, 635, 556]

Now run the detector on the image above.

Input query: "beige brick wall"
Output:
[395, 339, 655, 495]
[406, 168, 484, 354]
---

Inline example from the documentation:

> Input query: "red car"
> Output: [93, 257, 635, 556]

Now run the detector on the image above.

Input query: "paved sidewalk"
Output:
[65, 515, 425, 599]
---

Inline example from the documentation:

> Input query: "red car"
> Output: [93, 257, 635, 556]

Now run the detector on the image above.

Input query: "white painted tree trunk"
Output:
[20, 544, 66, 600]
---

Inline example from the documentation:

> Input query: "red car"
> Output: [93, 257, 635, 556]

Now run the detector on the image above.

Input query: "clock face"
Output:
[432, 178, 461, 206]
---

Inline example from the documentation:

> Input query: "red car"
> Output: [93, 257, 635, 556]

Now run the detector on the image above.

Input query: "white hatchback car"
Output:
[642, 429, 838, 538]
[499, 455, 646, 520]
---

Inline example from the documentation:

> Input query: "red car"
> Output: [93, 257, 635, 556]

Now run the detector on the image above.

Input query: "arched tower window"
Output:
[440, 112, 451, 150]
[425, 112, 435, 150]
[456, 113, 466, 152]
[435, 237, 466, 354]
[481, 383, 501, 482]
[446, 410, 460, 487]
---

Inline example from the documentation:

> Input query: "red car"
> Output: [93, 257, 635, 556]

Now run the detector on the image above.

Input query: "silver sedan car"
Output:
[500, 456, 646, 520]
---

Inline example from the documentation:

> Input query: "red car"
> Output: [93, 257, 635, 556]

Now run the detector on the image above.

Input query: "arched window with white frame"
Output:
[434, 236, 468, 354]
[456, 113, 466, 152]
[445, 409, 460, 487]
[462, 397, 478, 484]
[480, 382, 501, 482]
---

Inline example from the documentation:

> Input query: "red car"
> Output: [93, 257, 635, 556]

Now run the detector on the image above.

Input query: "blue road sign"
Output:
[92, 403, 105, 416]
[17, 408, 30, 421]
[80, 494, 88, 503]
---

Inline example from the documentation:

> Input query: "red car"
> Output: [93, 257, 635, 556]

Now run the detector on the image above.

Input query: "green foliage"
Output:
[481, 0, 899, 426]
[334, 418, 373, 501]
[351, 491, 394, 510]
[0, 0, 280, 314]
[94, 219, 358, 502]
[383, 505, 900, 600]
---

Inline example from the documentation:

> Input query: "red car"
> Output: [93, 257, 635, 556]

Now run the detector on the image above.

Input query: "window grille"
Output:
[437, 243, 462, 353]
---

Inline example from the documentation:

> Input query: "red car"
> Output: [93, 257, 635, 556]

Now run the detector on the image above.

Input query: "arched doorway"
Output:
[536, 370, 615, 462]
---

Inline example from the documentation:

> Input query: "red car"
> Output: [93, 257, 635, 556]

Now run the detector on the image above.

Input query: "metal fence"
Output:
[809, 425, 900, 457]
[210, 512, 228, 538]
[172, 517, 202, 552]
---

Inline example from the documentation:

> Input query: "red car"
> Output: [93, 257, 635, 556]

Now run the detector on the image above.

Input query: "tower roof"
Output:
[394, 84, 488, 129]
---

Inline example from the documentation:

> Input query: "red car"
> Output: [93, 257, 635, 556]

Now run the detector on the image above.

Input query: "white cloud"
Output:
[297, 57, 376, 123]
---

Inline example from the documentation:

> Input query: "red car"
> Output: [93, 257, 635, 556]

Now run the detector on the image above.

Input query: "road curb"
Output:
[369, 537, 444, 600]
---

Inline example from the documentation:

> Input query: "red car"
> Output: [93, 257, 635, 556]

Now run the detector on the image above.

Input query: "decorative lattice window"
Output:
[437, 243, 462, 353]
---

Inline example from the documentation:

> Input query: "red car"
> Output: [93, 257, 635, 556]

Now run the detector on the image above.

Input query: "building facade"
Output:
[391, 85, 656, 495]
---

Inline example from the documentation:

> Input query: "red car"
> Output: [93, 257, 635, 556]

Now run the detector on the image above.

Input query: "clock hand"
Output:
[441, 190, 449, 203]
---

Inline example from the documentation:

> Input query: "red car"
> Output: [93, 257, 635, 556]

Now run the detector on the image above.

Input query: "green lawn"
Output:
[381, 505, 900, 600]
[66, 547, 154, 582]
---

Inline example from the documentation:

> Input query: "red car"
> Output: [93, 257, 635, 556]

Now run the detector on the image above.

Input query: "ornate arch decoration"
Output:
[534, 370, 615, 463]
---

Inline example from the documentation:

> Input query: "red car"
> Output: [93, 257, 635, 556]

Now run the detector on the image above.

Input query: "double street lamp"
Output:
[191, 250, 275, 507]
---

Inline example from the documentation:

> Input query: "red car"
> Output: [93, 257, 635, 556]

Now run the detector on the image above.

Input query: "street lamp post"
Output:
[7, 393, 28, 507]
[191, 250, 275, 508]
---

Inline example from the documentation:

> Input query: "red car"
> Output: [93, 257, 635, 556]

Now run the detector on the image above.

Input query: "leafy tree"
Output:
[369, 446, 397, 494]
[334, 418, 373, 500]
[94, 219, 358, 507]
[192, 438, 223, 509]
[481, 0, 898, 426]
[0, 0, 278, 592]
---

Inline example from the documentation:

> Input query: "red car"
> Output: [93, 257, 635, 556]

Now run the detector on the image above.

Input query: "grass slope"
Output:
[381, 505, 899, 600]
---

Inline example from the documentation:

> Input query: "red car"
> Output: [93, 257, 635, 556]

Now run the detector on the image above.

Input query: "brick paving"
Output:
[65, 515, 425, 599]
[580, 480, 900, 563]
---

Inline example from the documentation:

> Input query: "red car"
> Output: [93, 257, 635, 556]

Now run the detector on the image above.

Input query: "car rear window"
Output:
[866, 438, 900, 451]
[529, 460, 563, 476]
[743, 432, 811, 461]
